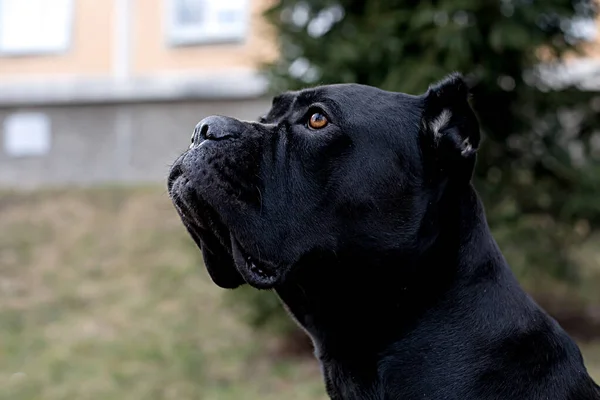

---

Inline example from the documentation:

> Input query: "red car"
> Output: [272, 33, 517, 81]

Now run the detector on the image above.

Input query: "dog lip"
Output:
[243, 258, 279, 288]
[168, 175, 195, 220]
[231, 236, 280, 288]
[246, 256, 276, 279]
[167, 163, 183, 193]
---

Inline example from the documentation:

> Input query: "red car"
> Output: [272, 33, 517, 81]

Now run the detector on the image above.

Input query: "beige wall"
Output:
[132, 0, 278, 75]
[4, 0, 598, 81]
[0, 0, 114, 79]
[0, 0, 277, 81]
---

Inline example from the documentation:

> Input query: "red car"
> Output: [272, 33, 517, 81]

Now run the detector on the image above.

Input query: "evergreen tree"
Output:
[230, 0, 600, 341]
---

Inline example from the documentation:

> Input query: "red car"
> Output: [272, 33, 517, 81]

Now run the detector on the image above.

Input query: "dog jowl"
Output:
[167, 74, 600, 400]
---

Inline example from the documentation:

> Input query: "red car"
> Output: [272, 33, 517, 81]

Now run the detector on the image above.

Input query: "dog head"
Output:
[167, 73, 480, 289]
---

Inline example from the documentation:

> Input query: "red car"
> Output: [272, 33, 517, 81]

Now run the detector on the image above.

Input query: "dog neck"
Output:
[274, 183, 547, 398]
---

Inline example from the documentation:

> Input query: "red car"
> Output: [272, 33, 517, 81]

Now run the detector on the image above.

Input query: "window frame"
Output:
[165, 0, 250, 47]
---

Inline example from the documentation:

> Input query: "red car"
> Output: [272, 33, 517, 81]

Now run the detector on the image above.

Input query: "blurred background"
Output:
[1, 0, 600, 399]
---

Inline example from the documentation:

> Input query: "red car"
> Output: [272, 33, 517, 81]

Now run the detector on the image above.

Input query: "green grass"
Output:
[0, 186, 598, 400]
[0, 186, 327, 400]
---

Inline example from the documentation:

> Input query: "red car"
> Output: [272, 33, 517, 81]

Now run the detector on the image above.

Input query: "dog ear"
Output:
[421, 73, 480, 161]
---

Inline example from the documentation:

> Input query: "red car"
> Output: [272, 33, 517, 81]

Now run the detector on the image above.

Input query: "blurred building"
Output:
[0, 0, 276, 187]
[1, 1, 600, 187]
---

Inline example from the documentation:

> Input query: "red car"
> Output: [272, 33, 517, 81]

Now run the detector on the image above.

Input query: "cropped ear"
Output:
[421, 73, 480, 166]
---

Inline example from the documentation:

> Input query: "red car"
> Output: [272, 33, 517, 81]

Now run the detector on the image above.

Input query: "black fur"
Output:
[167, 74, 600, 399]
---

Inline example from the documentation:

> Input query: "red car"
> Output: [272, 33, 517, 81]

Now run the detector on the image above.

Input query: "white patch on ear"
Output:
[430, 109, 452, 139]
[460, 137, 473, 156]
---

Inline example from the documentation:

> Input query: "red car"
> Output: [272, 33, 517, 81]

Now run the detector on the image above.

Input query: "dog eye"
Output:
[308, 113, 328, 129]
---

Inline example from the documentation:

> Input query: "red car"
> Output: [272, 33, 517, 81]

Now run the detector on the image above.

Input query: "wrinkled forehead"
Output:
[265, 84, 415, 121]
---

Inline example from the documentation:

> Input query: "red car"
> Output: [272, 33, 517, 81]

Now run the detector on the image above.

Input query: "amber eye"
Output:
[308, 112, 328, 129]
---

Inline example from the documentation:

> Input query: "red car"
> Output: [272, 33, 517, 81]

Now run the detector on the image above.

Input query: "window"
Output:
[166, 0, 249, 46]
[568, 17, 597, 42]
[0, 0, 73, 55]
[3, 113, 52, 157]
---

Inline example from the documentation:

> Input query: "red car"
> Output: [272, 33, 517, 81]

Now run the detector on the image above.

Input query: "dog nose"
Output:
[191, 116, 245, 147]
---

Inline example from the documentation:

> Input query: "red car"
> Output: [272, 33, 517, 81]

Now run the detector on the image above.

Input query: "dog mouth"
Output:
[169, 170, 281, 289]
[230, 236, 280, 289]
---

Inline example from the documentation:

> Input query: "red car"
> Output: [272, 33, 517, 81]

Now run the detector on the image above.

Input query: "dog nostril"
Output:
[191, 122, 211, 146]
[199, 123, 210, 139]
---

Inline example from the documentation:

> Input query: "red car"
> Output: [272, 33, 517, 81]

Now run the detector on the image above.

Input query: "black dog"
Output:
[167, 73, 600, 399]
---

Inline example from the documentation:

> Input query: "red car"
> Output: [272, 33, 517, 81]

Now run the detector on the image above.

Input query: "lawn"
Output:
[0, 186, 327, 400]
[0, 186, 598, 400]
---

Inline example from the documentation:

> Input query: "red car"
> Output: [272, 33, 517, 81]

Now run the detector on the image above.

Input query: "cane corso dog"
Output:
[167, 73, 600, 399]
